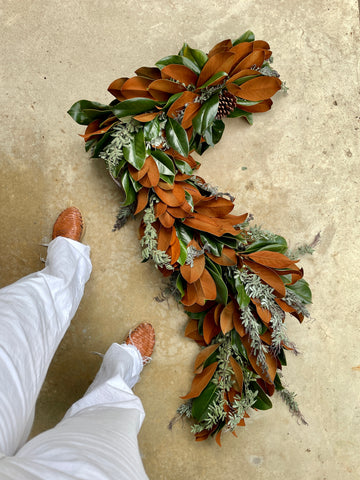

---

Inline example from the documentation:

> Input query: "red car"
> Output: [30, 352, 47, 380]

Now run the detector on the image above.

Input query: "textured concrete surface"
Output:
[1, 0, 359, 478]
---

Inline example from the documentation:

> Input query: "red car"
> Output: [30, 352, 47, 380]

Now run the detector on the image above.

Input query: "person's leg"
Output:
[0, 342, 150, 480]
[0, 236, 92, 456]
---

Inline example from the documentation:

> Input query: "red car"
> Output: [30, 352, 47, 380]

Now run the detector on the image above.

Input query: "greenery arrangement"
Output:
[68, 32, 313, 445]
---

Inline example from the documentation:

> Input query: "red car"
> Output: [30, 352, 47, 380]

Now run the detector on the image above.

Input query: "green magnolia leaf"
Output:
[193, 94, 219, 135]
[287, 279, 312, 304]
[174, 159, 193, 175]
[228, 108, 253, 125]
[234, 277, 251, 309]
[123, 130, 146, 169]
[163, 92, 184, 110]
[232, 75, 261, 86]
[205, 257, 228, 305]
[120, 170, 137, 206]
[176, 274, 185, 297]
[112, 98, 161, 118]
[165, 118, 189, 157]
[231, 330, 248, 359]
[233, 30, 255, 46]
[200, 233, 223, 256]
[67, 100, 112, 125]
[144, 116, 161, 142]
[245, 236, 288, 254]
[274, 373, 285, 391]
[93, 130, 114, 158]
[184, 190, 194, 212]
[179, 43, 208, 70]
[155, 55, 201, 75]
[278, 348, 287, 366]
[249, 382, 273, 410]
[236, 99, 261, 106]
[192, 380, 218, 421]
[198, 71, 228, 89]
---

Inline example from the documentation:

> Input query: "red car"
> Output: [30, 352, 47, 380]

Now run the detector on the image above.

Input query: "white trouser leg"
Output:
[1, 344, 149, 480]
[0, 236, 92, 456]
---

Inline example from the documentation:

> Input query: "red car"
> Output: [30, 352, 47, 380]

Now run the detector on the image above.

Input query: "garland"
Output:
[68, 31, 313, 445]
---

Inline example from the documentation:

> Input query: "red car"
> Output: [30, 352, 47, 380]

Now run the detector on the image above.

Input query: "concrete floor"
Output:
[1, 0, 359, 478]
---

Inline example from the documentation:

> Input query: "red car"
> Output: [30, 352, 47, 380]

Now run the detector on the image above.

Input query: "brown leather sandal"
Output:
[52, 207, 84, 242]
[125, 323, 155, 365]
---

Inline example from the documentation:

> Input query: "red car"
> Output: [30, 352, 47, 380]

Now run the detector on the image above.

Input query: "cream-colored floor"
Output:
[1, 1, 359, 478]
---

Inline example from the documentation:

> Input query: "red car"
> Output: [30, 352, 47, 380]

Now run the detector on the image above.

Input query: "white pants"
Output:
[0, 237, 149, 479]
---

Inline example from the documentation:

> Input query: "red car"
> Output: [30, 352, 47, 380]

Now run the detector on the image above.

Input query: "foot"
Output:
[52, 207, 84, 242]
[125, 323, 155, 365]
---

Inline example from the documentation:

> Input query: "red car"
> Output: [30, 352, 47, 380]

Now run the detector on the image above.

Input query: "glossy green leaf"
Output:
[184, 190, 194, 212]
[155, 55, 201, 75]
[200, 233, 223, 256]
[165, 118, 189, 157]
[249, 382, 273, 410]
[93, 130, 114, 158]
[274, 373, 285, 391]
[192, 380, 218, 421]
[67, 100, 112, 125]
[228, 108, 253, 124]
[199, 71, 228, 89]
[179, 43, 208, 70]
[234, 277, 251, 309]
[193, 94, 219, 135]
[123, 130, 146, 169]
[236, 99, 261, 106]
[176, 274, 185, 297]
[245, 236, 288, 254]
[174, 159, 193, 175]
[144, 116, 161, 142]
[233, 30, 255, 46]
[120, 171, 137, 206]
[205, 258, 228, 305]
[231, 330, 248, 360]
[278, 348, 287, 366]
[233, 75, 261, 86]
[287, 279, 312, 304]
[112, 98, 161, 118]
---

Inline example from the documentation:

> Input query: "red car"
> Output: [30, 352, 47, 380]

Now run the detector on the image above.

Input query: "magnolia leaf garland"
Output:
[68, 33, 312, 445]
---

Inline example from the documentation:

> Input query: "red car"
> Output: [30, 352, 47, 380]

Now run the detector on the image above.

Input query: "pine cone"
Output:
[216, 91, 237, 119]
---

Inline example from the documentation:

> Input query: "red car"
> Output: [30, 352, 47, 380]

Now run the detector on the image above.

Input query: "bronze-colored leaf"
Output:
[229, 356, 243, 394]
[134, 66, 162, 80]
[220, 301, 235, 334]
[233, 307, 246, 337]
[238, 49, 266, 70]
[161, 64, 198, 86]
[148, 79, 186, 101]
[157, 226, 173, 252]
[133, 111, 159, 122]
[180, 254, 205, 284]
[242, 259, 286, 297]
[242, 334, 277, 384]
[196, 51, 234, 87]
[203, 307, 221, 344]
[180, 362, 218, 399]
[206, 246, 237, 266]
[235, 76, 282, 101]
[121, 76, 154, 99]
[195, 197, 234, 217]
[247, 251, 298, 269]
[107, 77, 128, 101]
[194, 343, 219, 374]
[167, 91, 197, 119]
[154, 184, 186, 207]
[182, 102, 202, 129]
[208, 39, 232, 58]
[134, 188, 150, 215]
[159, 210, 175, 228]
